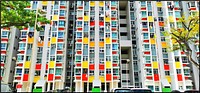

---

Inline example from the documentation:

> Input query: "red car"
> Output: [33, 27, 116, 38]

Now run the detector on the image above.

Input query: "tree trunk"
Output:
[185, 50, 199, 69]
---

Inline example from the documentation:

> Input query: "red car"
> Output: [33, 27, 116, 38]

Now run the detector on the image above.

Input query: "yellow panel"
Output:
[162, 42, 167, 48]
[84, 16, 89, 21]
[153, 62, 158, 68]
[90, 42, 95, 47]
[175, 62, 181, 69]
[24, 61, 30, 68]
[105, 17, 111, 22]
[53, 15, 59, 21]
[82, 61, 88, 68]
[169, 16, 174, 22]
[99, 1, 104, 7]
[150, 38, 156, 44]
[33, 76, 40, 83]
[83, 38, 88, 44]
[90, 1, 95, 6]
[148, 16, 154, 22]
[51, 37, 57, 44]
[99, 42, 104, 47]
[99, 76, 105, 82]
[156, 2, 162, 7]
[51, 1, 54, 4]
[28, 37, 34, 43]
[106, 38, 111, 44]
[106, 61, 111, 68]
[49, 61, 55, 68]
[89, 76, 94, 82]
[48, 41, 50, 46]
[42, 1, 47, 5]
[165, 76, 171, 83]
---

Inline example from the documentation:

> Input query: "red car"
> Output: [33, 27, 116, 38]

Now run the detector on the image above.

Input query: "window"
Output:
[83, 56, 88, 61]
[112, 44, 118, 50]
[161, 37, 165, 41]
[57, 43, 63, 50]
[1, 43, 7, 50]
[16, 69, 22, 75]
[99, 70, 104, 75]
[111, 21, 117, 27]
[168, 12, 173, 16]
[1, 69, 4, 76]
[60, 10, 65, 16]
[76, 44, 82, 50]
[52, 32, 57, 37]
[174, 1, 179, 7]
[177, 22, 182, 28]
[89, 70, 94, 76]
[146, 68, 152, 75]
[54, 10, 58, 15]
[141, 11, 146, 17]
[59, 21, 65, 26]
[165, 71, 170, 76]
[147, 2, 152, 11]
[106, 56, 111, 61]
[49, 69, 54, 74]
[58, 32, 64, 38]
[77, 32, 82, 38]
[176, 69, 181, 74]
[17, 55, 24, 62]
[162, 48, 167, 53]
[143, 33, 148, 39]
[26, 56, 31, 61]
[152, 56, 157, 61]
[55, 68, 62, 75]
[106, 33, 110, 38]
[19, 43, 26, 50]
[77, 21, 82, 27]
[175, 11, 181, 18]
[106, 44, 111, 55]
[144, 44, 150, 50]
[77, 10, 83, 16]
[141, 1, 146, 7]
[148, 12, 152, 16]
[145, 56, 151, 63]
[21, 31, 27, 38]
[153, 69, 158, 74]
[56, 56, 63, 62]
[106, 69, 111, 74]
[147, 86, 154, 91]
[190, 2, 195, 7]
[155, 86, 159, 91]
[83, 44, 88, 55]
[60, 1, 66, 5]
[1, 55, 6, 63]
[1, 31, 9, 38]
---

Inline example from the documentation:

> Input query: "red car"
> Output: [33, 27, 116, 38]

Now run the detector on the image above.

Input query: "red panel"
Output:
[1, 51, 6, 54]
[78, 6, 83, 9]
[174, 7, 179, 10]
[20, 51, 25, 54]
[111, 7, 116, 10]
[76, 76, 81, 80]
[106, 74, 112, 81]
[23, 28, 28, 30]
[26, 6, 31, 8]
[113, 76, 118, 79]
[185, 76, 189, 80]
[17, 63, 23, 67]
[144, 51, 150, 55]
[142, 18, 147, 20]
[16, 84, 22, 88]
[55, 76, 61, 79]
[111, 17, 116, 20]
[1, 63, 4, 67]
[146, 76, 153, 80]
[99, 64, 104, 70]
[113, 63, 118, 67]
[3, 27, 10, 30]
[112, 51, 117, 54]
[77, 51, 82, 54]
[159, 22, 164, 26]
[181, 51, 185, 55]
[35, 64, 41, 70]
[177, 74, 183, 81]
[112, 28, 117, 31]
[58, 39, 64, 42]
[46, 64, 48, 70]
[164, 64, 170, 70]
[77, 39, 82, 42]
[76, 63, 81, 67]
[77, 28, 82, 30]
[22, 39, 26, 42]
[60, 6, 66, 8]
[48, 74, 54, 81]
[99, 22, 104, 26]
[176, 18, 179, 20]
[0, 77, 1, 80]
[197, 52, 200, 55]
[154, 74, 159, 81]
[59, 17, 65, 19]
[56, 63, 62, 66]
[78, 17, 83, 20]
[23, 74, 29, 81]
[141, 7, 146, 10]
[57, 51, 63, 54]
[145, 64, 151, 67]
[82, 74, 88, 81]
[190, 7, 196, 10]
[89, 64, 94, 70]
[182, 64, 187, 67]
[112, 40, 117, 43]
[1, 38, 8, 42]
[90, 21, 95, 26]
[58, 28, 65, 30]
[15, 77, 21, 80]
[143, 40, 149, 43]
[142, 28, 148, 31]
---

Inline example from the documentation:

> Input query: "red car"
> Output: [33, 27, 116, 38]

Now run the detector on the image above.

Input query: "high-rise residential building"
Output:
[1, 1, 199, 92]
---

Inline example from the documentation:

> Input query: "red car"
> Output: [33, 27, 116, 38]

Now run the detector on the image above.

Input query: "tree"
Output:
[163, 12, 199, 68]
[1, 1, 50, 30]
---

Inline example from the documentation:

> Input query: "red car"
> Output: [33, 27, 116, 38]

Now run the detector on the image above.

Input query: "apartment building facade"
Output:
[1, 1, 199, 92]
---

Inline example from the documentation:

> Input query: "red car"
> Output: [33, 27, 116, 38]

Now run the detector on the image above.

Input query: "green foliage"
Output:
[1, 1, 50, 30]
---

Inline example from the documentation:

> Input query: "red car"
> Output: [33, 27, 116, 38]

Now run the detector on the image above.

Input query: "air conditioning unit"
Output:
[132, 24, 135, 27]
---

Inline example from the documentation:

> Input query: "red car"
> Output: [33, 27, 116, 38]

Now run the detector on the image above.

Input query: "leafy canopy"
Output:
[1, 1, 50, 30]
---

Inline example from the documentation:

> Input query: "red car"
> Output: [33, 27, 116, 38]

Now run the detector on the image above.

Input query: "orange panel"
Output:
[99, 42, 104, 47]
[90, 42, 95, 47]
[48, 42, 50, 46]
[38, 42, 44, 47]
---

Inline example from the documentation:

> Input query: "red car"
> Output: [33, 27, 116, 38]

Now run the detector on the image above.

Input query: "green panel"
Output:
[92, 88, 101, 92]
[33, 88, 42, 92]
[162, 88, 171, 92]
